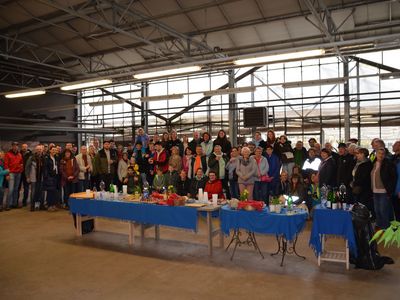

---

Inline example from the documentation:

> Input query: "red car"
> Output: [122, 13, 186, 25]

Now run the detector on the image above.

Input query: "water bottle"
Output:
[287, 195, 293, 211]
[143, 182, 150, 200]
[99, 180, 105, 191]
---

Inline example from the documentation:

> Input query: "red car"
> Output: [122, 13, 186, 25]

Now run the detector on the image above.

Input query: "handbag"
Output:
[260, 175, 272, 182]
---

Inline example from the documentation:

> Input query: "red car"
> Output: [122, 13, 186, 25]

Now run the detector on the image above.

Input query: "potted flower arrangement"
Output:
[269, 197, 280, 213]
[239, 189, 249, 201]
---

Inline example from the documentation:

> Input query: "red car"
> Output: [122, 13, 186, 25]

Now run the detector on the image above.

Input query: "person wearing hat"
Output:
[4, 142, 23, 209]
[337, 142, 356, 194]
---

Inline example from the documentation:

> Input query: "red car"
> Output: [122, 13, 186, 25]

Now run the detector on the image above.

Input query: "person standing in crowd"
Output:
[208, 144, 229, 199]
[392, 141, 400, 220]
[213, 129, 232, 157]
[116, 144, 124, 161]
[25, 145, 45, 211]
[247, 141, 256, 156]
[325, 142, 339, 164]
[117, 152, 129, 191]
[94, 140, 118, 190]
[318, 148, 337, 187]
[314, 143, 322, 157]
[182, 135, 189, 154]
[135, 127, 149, 153]
[371, 148, 397, 229]
[188, 131, 202, 153]
[226, 147, 240, 199]
[146, 141, 156, 185]
[252, 146, 270, 204]
[190, 145, 207, 178]
[176, 170, 190, 197]
[204, 170, 225, 199]
[43, 146, 60, 212]
[168, 146, 182, 172]
[165, 164, 179, 189]
[275, 170, 290, 195]
[88, 145, 97, 189]
[302, 148, 321, 179]
[308, 138, 317, 149]
[161, 132, 170, 149]
[168, 130, 184, 156]
[134, 141, 149, 184]
[182, 147, 194, 179]
[189, 168, 208, 199]
[201, 132, 213, 160]
[75, 145, 92, 192]
[276, 135, 295, 176]
[153, 142, 168, 173]
[351, 148, 373, 213]
[253, 131, 266, 149]
[0, 151, 10, 212]
[293, 141, 308, 168]
[60, 149, 79, 209]
[266, 129, 277, 151]
[336, 143, 355, 192]
[126, 143, 134, 160]
[265, 145, 281, 197]
[152, 167, 166, 192]
[19, 143, 32, 207]
[236, 147, 257, 200]
[4, 142, 23, 209]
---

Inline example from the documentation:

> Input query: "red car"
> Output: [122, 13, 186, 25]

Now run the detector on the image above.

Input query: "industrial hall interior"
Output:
[1, 0, 400, 299]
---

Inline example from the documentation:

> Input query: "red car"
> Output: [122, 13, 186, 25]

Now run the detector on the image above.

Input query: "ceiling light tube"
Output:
[5, 90, 46, 99]
[234, 49, 325, 66]
[379, 72, 400, 80]
[134, 66, 201, 80]
[140, 94, 184, 102]
[89, 99, 126, 107]
[203, 86, 256, 96]
[282, 78, 346, 89]
[61, 79, 112, 91]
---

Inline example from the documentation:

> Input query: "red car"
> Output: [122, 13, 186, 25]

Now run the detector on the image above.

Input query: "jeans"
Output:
[7, 173, 22, 208]
[373, 193, 394, 229]
[63, 182, 78, 206]
[229, 180, 239, 199]
[19, 174, 30, 206]
[78, 179, 90, 192]
[254, 181, 269, 204]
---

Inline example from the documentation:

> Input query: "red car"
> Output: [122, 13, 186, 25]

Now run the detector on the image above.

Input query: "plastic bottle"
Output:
[99, 180, 105, 191]
[143, 182, 150, 200]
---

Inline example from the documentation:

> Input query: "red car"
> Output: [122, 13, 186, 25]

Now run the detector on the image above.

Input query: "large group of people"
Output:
[1, 128, 399, 230]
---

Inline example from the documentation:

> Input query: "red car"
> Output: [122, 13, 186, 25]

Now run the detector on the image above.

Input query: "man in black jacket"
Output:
[337, 143, 356, 189]
[19, 143, 32, 207]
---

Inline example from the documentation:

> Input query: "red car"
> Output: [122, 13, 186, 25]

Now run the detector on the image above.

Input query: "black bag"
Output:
[72, 214, 94, 234]
[350, 203, 389, 270]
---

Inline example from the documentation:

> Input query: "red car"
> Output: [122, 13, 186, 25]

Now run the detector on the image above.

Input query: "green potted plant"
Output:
[239, 189, 249, 201]
[270, 197, 281, 213]
[370, 220, 400, 248]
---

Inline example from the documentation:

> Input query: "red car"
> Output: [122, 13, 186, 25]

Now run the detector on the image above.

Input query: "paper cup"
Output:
[86, 189, 91, 197]
[203, 192, 208, 202]
[212, 194, 218, 205]
[122, 185, 128, 195]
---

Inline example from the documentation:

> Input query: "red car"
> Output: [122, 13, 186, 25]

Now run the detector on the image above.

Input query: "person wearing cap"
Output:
[337, 143, 356, 192]
[4, 142, 23, 209]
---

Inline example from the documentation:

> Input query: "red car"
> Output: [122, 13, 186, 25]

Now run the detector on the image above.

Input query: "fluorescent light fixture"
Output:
[140, 94, 184, 102]
[61, 79, 112, 91]
[5, 90, 46, 99]
[203, 86, 256, 96]
[234, 49, 325, 66]
[379, 72, 400, 80]
[289, 124, 303, 128]
[89, 99, 126, 107]
[134, 66, 201, 80]
[282, 77, 346, 89]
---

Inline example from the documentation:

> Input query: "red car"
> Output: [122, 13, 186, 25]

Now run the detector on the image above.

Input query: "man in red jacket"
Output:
[204, 171, 225, 199]
[4, 142, 23, 209]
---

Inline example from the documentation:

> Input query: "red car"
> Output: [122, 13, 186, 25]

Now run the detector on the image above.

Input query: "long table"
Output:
[220, 205, 308, 266]
[69, 198, 223, 256]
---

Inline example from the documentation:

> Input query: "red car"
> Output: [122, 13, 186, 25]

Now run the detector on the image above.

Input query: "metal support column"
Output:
[356, 61, 361, 143]
[141, 82, 149, 133]
[343, 58, 351, 142]
[228, 70, 238, 146]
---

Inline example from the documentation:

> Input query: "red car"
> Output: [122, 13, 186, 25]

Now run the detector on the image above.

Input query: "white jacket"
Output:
[75, 153, 93, 180]
[118, 159, 129, 182]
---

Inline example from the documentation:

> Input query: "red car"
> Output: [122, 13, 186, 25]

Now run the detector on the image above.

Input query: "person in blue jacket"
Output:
[0, 151, 10, 211]
[265, 145, 281, 198]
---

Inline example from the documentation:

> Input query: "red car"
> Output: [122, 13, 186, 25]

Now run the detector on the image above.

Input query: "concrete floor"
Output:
[0, 208, 399, 300]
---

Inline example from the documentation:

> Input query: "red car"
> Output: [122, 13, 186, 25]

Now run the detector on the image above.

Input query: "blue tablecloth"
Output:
[309, 207, 357, 257]
[69, 198, 198, 231]
[220, 206, 308, 241]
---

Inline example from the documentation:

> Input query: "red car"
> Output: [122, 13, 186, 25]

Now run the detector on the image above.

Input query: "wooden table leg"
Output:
[219, 227, 224, 248]
[128, 222, 135, 246]
[140, 224, 145, 241]
[76, 214, 82, 237]
[155, 225, 160, 241]
[93, 217, 97, 232]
